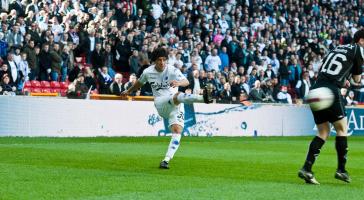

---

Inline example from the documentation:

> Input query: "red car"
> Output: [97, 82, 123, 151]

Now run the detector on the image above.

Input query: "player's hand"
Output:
[169, 80, 179, 88]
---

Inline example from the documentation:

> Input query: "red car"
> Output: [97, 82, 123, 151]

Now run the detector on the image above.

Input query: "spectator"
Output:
[124, 73, 139, 96]
[346, 91, 358, 106]
[67, 73, 89, 99]
[91, 42, 105, 70]
[249, 80, 267, 102]
[49, 43, 62, 81]
[277, 86, 292, 104]
[219, 83, 233, 104]
[129, 50, 140, 75]
[296, 72, 311, 99]
[98, 66, 113, 94]
[204, 48, 221, 72]
[219, 46, 229, 72]
[0, 32, 8, 58]
[83, 67, 97, 91]
[110, 73, 124, 95]
[23, 39, 37, 80]
[17, 52, 29, 87]
[0, 74, 16, 95]
[4, 53, 18, 85]
[188, 69, 202, 95]
[39, 43, 51, 81]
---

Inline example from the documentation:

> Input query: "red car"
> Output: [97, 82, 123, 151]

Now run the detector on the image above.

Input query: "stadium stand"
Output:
[0, 0, 363, 105]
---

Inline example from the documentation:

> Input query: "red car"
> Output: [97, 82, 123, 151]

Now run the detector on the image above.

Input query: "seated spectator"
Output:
[0, 63, 12, 84]
[0, 74, 16, 95]
[83, 67, 97, 90]
[110, 73, 124, 95]
[219, 82, 233, 104]
[346, 91, 358, 106]
[124, 73, 139, 96]
[67, 73, 89, 99]
[261, 79, 275, 103]
[98, 66, 113, 94]
[277, 86, 292, 104]
[249, 80, 267, 102]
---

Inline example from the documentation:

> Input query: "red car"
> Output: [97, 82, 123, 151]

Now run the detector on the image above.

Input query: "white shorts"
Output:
[154, 95, 185, 128]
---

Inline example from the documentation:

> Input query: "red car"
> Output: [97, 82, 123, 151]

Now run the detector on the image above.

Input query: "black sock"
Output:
[336, 136, 348, 172]
[303, 136, 325, 172]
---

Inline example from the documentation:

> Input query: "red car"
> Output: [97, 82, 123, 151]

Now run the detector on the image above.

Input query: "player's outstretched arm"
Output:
[121, 81, 143, 96]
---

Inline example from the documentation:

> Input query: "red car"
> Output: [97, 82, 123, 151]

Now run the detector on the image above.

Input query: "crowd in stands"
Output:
[0, 0, 364, 104]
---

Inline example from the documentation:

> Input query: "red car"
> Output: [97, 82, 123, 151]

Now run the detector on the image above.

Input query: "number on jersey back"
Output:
[319, 44, 364, 86]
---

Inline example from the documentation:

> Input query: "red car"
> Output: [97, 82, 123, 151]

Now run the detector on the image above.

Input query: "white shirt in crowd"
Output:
[89, 36, 95, 52]
[18, 60, 30, 81]
[204, 55, 221, 72]
[152, 3, 163, 19]
[139, 64, 186, 99]
[8, 60, 18, 82]
[193, 77, 201, 94]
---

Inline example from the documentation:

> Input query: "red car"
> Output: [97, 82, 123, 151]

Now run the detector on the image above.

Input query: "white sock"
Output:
[176, 93, 203, 104]
[164, 133, 182, 162]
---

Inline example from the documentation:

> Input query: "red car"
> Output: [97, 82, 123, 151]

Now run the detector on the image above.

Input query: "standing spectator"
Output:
[39, 43, 52, 81]
[204, 48, 221, 72]
[0, 32, 8, 58]
[279, 58, 290, 86]
[17, 52, 29, 88]
[83, 67, 97, 91]
[7, 25, 23, 48]
[129, 50, 140, 75]
[91, 42, 104, 69]
[60, 45, 71, 82]
[49, 43, 62, 81]
[288, 58, 302, 88]
[219, 46, 229, 72]
[4, 53, 18, 85]
[295, 72, 311, 99]
[23, 39, 37, 80]
[98, 66, 113, 94]
[103, 43, 116, 78]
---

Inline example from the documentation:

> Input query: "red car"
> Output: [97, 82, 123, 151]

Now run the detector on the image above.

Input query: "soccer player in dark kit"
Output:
[298, 29, 364, 185]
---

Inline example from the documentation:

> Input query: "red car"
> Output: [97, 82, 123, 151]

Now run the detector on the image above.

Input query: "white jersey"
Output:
[138, 64, 187, 99]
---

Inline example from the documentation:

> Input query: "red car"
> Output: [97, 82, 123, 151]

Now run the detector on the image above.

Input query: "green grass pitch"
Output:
[0, 136, 363, 200]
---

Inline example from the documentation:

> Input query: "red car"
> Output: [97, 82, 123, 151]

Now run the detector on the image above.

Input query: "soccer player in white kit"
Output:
[122, 47, 213, 169]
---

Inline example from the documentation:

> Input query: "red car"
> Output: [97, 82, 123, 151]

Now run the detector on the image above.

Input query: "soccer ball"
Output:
[306, 87, 334, 111]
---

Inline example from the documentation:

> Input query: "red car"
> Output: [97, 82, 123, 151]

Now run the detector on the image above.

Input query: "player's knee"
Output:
[333, 118, 348, 136]
[170, 124, 183, 133]
[172, 92, 180, 105]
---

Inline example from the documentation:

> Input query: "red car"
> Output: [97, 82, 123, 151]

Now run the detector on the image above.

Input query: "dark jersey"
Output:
[317, 44, 364, 87]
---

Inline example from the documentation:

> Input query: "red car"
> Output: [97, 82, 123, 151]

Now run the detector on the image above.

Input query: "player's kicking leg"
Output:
[160, 123, 183, 169]
[332, 118, 351, 183]
[172, 84, 214, 105]
[298, 122, 330, 185]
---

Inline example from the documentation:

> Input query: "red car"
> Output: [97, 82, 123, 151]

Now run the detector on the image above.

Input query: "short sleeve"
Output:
[138, 71, 148, 85]
[173, 67, 187, 81]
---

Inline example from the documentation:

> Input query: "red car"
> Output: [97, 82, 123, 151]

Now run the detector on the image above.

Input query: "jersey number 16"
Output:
[320, 53, 347, 75]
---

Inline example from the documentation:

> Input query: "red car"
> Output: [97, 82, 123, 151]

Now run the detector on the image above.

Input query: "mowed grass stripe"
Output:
[0, 137, 363, 200]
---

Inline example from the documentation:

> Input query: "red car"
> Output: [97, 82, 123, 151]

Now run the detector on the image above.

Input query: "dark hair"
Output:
[354, 29, 364, 43]
[151, 47, 168, 62]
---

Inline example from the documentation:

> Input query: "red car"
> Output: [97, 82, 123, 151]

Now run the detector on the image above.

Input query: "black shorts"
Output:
[310, 80, 346, 124]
